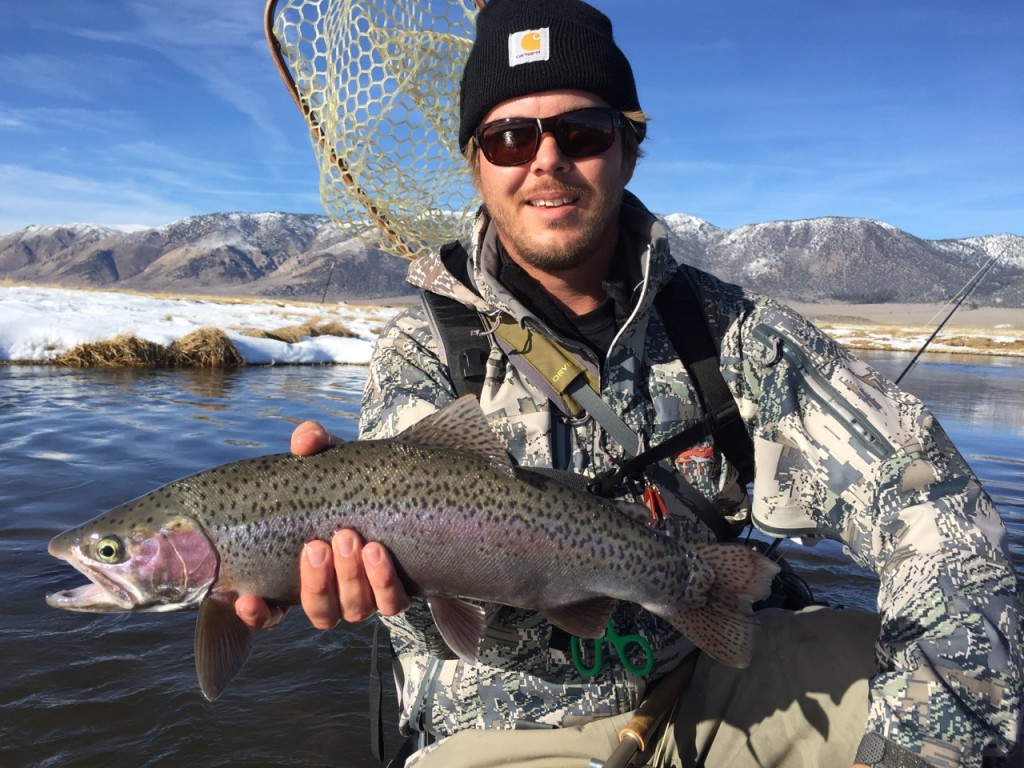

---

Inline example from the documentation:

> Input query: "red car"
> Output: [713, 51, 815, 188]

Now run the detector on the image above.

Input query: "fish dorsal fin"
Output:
[194, 593, 254, 701]
[427, 595, 487, 665]
[398, 396, 514, 477]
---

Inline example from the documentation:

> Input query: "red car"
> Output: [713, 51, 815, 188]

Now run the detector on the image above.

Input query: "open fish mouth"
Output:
[46, 581, 136, 612]
[45, 550, 139, 613]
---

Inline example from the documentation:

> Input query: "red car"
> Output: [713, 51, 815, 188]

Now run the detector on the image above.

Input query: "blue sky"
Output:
[1, 0, 1020, 239]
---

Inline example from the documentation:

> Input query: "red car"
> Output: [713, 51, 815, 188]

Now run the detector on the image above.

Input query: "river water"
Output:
[1, 353, 1021, 767]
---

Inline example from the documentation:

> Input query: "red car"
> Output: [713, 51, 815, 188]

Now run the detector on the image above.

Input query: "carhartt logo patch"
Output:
[508, 28, 550, 67]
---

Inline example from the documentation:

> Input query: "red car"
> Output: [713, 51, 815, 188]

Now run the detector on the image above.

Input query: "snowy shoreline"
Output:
[0, 285, 397, 365]
[1, 285, 1021, 365]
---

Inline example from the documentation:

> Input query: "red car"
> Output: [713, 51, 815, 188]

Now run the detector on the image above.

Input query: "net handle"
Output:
[263, 0, 304, 117]
[262, 0, 487, 258]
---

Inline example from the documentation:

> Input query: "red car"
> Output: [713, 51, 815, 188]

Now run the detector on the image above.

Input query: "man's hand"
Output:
[297, 530, 410, 628]
[234, 421, 411, 631]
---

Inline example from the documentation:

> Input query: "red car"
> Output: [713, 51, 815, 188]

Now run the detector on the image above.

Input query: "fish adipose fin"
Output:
[541, 597, 619, 639]
[427, 595, 488, 664]
[399, 396, 516, 478]
[194, 594, 254, 701]
[666, 544, 780, 669]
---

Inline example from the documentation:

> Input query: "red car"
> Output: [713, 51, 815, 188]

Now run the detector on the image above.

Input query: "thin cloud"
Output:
[125, 0, 293, 145]
[0, 164, 192, 231]
[0, 103, 143, 137]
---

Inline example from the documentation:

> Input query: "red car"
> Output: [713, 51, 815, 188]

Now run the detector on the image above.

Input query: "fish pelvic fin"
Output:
[541, 597, 619, 639]
[427, 595, 487, 665]
[195, 593, 254, 701]
[665, 544, 780, 669]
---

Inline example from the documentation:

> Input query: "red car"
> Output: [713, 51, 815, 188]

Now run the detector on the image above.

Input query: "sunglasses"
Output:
[473, 107, 627, 167]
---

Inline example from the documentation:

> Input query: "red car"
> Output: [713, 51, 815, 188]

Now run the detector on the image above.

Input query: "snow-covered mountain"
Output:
[1, 212, 1021, 306]
[663, 215, 1022, 306]
[0, 213, 413, 301]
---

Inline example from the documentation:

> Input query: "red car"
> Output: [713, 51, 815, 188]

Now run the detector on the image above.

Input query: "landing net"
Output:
[265, 0, 481, 261]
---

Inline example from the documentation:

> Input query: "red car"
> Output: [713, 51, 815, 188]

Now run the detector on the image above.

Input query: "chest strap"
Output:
[492, 316, 640, 456]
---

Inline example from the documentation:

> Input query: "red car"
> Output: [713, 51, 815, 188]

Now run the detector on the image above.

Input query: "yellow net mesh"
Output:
[267, 0, 481, 261]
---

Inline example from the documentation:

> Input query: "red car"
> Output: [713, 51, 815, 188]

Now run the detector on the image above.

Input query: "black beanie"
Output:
[458, 0, 642, 150]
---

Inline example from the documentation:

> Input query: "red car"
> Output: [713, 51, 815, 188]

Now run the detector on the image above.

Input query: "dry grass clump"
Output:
[938, 335, 1024, 354]
[243, 319, 355, 343]
[52, 334, 178, 367]
[45, 319, 359, 368]
[170, 327, 245, 367]
[51, 327, 244, 368]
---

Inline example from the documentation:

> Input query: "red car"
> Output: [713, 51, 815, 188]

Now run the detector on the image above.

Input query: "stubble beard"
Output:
[490, 184, 624, 273]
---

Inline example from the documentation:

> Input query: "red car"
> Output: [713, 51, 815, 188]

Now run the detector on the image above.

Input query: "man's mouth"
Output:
[528, 196, 577, 208]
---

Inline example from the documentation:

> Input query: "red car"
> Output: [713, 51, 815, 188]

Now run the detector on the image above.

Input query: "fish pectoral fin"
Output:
[427, 595, 487, 664]
[195, 594, 254, 701]
[541, 597, 618, 639]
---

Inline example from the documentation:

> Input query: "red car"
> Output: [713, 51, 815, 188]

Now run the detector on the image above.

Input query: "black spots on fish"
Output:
[538, 515, 575, 544]
[419, 479, 456, 501]
[295, 464, 315, 482]
[344, 481, 361, 497]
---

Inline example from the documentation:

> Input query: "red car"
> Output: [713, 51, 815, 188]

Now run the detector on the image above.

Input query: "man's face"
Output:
[473, 89, 636, 274]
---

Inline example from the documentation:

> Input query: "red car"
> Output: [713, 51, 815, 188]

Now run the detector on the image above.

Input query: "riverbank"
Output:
[0, 285, 388, 365]
[1, 284, 1021, 365]
[786, 301, 1024, 357]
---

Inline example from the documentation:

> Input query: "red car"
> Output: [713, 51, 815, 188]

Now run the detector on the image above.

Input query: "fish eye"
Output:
[94, 536, 124, 564]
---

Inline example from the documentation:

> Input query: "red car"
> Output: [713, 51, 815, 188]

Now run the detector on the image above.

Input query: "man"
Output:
[238, 0, 1023, 765]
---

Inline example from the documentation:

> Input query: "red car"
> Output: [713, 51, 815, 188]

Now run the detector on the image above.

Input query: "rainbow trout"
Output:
[47, 396, 778, 700]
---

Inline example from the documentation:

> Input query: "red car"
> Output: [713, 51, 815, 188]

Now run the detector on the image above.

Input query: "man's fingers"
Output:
[298, 531, 407, 630]
[330, 530, 379, 624]
[291, 421, 334, 456]
[363, 542, 411, 616]
[299, 539, 342, 629]
[235, 595, 287, 630]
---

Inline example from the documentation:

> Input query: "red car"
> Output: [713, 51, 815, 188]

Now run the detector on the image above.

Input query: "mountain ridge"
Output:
[2, 212, 1021, 306]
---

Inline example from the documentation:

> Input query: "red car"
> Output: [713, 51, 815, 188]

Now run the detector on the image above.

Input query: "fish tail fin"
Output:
[664, 544, 780, 669]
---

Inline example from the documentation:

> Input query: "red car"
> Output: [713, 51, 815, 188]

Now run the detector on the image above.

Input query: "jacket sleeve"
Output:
[731, 300, 1023, 766]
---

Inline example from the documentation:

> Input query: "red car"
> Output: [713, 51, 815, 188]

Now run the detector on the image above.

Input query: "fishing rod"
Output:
[588, 652, 698, 768]
[894, 249, 1004, 385]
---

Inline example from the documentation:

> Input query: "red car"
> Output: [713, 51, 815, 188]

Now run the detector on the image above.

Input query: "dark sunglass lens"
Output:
[476, 110, 620, 165]
[480, 121, 539, 165]
[555, 112, 616, 158]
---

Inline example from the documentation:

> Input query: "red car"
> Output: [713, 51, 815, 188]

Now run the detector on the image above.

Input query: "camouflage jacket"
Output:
[358, 195, 1022, 766]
